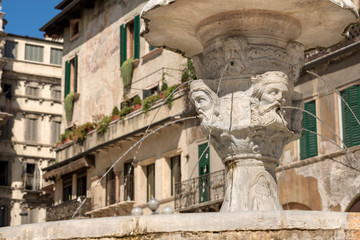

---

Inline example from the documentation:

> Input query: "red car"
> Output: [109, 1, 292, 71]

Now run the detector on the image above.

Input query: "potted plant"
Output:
[133, 95, 142, 111]
[111, 106, 120, 121]
[160, 81, 169, 98]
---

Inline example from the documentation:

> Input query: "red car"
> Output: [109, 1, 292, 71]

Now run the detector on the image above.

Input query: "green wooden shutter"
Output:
[134, 15, 140, 60]
[74, 54, 78, 93]
[198, 143, 210, 203]
[300, 100, 318, 160]
[64, 60, 71, 98]
[341, 85, 360, 147]
[120, 24, 127, 65]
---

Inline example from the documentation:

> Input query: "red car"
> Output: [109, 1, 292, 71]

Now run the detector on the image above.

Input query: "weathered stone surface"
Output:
[0, 211, 359, 240]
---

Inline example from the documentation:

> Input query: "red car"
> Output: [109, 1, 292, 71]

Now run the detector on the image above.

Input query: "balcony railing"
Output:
[46, 197, 91, 222]
[175, 169, 225, 212]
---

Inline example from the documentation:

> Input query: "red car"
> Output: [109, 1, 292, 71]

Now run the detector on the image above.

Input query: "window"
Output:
[51, 86, 61, 100]
[300, 100, 318, 160]
[4, 40, 17, 59]
[25, 44, 44, 62]
[25, 116, 39, 142]
[50, 48, 62, 65]
[341, 85, 360, 147]
[0, 161, 8, 186]
[170, 155, 181, 196]
[62, 179, 72, 202]
[51, 120, 61, 144]
[120, 15, 140, 65]
[106, 170, 115, 205]
[142, 84, 159, 99]
[0, 117, 13, 140]
[24, 163, 39, 190]
[77, 175, 86, 197]
[25, 85, 40, 97]
[70, 19, 80, 39]
[2, 83, 12, 100]
[124, 162, 134, 201]
[0, 206, 8, 227]
[64, 55, 78, 98]
[147, 164, 155, 201]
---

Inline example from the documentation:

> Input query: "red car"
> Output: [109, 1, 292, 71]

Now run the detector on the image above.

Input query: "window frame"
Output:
[69, 19, 80, 40]
[4, 40, 17, 59]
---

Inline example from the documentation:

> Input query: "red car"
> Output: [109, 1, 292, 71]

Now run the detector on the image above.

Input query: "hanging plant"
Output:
[121, 57, 134, 89]
[181, 58, 197, 83]
[97, 116, 112, 136]
[64, 91, 74, 123]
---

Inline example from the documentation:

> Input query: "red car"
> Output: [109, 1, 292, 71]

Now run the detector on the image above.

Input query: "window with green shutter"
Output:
[198, 143, 210, 202]
[64, 55, 78, 98]
[120, 24, 127, 65]
[120, 15, 140, 65]
[300, 100, 318, 160]
[341, 85, 360, 148]
[134, 15, 140, 60]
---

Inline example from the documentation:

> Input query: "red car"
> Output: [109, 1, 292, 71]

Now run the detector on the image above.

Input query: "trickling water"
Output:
[71, 116, 197, 218]
[306, 70, 360, 125]
[283, 106, 357, 163]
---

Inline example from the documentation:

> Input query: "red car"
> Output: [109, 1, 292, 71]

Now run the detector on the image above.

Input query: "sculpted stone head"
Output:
[251, 71, 293, 128]
[190, 80, 221, 134]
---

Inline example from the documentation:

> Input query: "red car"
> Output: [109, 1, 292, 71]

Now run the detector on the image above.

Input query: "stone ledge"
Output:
[0, 211, 359, 240]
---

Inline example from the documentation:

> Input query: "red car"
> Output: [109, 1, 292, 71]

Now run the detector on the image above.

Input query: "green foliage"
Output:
[97, 116, 112, 136]
[142, 95, 161, 113]
[181, 59, 197, 83]
[64, 92, 74, 123]
[112, 106, 120, 116]
[73, 122, 94, 142]
[161, 81, 169, 92]
[119, 106, 134, 117]
[121, 57, 134, 89]
[133, 95, 142, 105]
[164, 84, 180, 107]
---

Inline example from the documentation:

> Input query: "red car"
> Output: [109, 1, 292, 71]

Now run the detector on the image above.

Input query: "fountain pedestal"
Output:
[141, 0, 358, 211]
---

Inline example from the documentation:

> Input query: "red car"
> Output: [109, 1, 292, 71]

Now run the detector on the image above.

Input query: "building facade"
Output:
[41, 0, 227, 221]
[0, 31, 63, 227]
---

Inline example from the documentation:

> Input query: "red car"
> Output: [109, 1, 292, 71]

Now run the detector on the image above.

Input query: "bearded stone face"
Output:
[251, 73, 292, 129]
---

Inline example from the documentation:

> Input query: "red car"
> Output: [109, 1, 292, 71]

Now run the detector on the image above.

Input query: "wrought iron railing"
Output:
[46, 197, 91, 221]
[174, 169, 225, 212]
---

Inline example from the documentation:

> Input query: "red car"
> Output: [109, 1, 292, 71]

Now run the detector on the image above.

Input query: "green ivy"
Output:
[119, 106, 134, 117]
[64, 92, 74, 123]
[121, 57, 134, 89]
[181, 59, 197, 83]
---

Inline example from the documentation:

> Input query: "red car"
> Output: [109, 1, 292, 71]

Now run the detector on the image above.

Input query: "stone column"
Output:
[114, 171, 120, 203]
[190, 11, 304, 211]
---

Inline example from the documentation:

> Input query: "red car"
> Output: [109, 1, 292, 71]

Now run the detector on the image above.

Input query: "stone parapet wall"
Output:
[1, 211, 359, 239]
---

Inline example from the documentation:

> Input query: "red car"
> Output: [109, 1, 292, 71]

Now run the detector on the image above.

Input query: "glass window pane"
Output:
[4, 41, 17, 59]
[50, 48, 62, 65]
[25, 44, 44, 62]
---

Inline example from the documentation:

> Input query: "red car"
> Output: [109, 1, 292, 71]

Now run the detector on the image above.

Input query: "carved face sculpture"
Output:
[251, 71, 292, 128]
[190, 80, 221, 134]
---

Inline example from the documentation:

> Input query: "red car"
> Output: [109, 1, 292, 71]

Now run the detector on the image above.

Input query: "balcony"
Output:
[175, 169, 225, 212]
[85, 176, 135, 218]
[46, 197, 91, 221]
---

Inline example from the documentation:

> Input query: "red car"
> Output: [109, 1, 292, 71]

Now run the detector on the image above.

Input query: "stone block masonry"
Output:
[0, 211, 359, 239]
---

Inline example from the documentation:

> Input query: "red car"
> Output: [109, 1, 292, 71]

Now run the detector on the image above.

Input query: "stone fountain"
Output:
[141, 0, 359, 212]
[1, 1, 360, 239]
